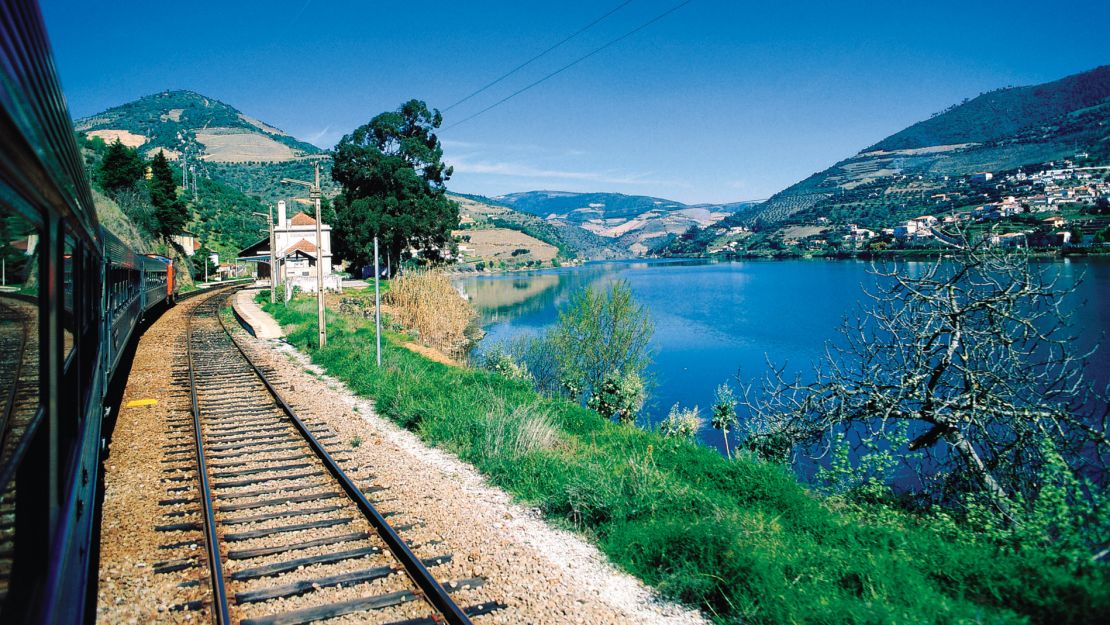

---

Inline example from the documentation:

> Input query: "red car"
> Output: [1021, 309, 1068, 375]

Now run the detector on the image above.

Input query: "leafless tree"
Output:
[739, 233, 1108, 528]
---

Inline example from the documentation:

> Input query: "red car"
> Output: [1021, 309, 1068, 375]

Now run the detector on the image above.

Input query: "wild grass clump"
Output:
[383, 270, 474, 357]
[262, 295, 1110, 625]
[482, 398, 561, 458]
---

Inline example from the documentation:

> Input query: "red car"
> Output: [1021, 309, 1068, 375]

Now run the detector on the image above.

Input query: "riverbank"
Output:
[657, 245, 1110, 263]
[261, 291, 1108, 625]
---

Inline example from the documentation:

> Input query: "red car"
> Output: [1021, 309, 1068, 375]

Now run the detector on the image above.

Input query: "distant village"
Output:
[707, 160, 1110, 255]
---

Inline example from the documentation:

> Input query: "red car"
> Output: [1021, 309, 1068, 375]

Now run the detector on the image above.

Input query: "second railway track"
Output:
[167, 290, 503, 625]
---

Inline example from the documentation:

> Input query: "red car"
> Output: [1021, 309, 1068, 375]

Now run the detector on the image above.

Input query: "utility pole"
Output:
[281, 159, 327, 347]
[313, 160, 324, 347]
[269, 206, 276, 304]
[252, 208, 276, 304]
[374, 236, 381, 367]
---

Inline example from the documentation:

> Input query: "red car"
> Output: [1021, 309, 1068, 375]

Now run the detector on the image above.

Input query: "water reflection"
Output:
[460, 258, 1110, 467]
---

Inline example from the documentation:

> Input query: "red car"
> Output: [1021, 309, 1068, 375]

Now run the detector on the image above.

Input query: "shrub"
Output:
[550, 280, 653, 404]
[481, 346, 533, 383]
[384, 270, 475, 357]
[587, 370, 645, 425]
[660, 404, 701, 440]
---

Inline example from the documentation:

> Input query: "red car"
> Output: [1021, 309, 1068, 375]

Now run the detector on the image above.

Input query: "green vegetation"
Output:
[97, 139, 144, 193]
[206, 159, 338, 204]
[185, 173, 270, 259]
[738, 242, 1110, 559]
[548, 280, 654, 404]
[586, 370, 645, 425]
[75, 90, 336, 205]
[710, 383, 738, 459]
[149, 150, 187, 238]
[74, 89, 321, 156]
[79, 131, 265, 271]
[262, 292, 1108, 625]
[331, 99, 459, 274]
[870, 65, 1110, 151]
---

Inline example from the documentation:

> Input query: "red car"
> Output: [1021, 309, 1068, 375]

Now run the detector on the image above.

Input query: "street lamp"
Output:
[251, 209, 276, 304]
[281, 159, 327, 347]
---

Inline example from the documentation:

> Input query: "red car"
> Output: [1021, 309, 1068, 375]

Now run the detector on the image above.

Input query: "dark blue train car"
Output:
[0, 1, 181, 622]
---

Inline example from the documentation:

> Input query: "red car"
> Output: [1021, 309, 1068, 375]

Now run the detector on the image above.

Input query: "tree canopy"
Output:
[97, 139, 144, 194]
[149, 150, 187, 238]
[331, 100, 458, 273]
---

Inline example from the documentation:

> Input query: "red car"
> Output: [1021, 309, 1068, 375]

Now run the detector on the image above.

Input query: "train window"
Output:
[0, 207, 41, 612]
[63, 234, 75, 360]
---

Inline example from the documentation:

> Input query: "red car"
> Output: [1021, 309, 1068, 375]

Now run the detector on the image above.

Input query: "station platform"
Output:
[232, 288, 284, 338]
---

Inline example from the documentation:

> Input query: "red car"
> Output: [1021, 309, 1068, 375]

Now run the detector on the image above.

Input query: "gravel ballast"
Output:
[233, 311, 709, 625]
[97, 288, 708, 624]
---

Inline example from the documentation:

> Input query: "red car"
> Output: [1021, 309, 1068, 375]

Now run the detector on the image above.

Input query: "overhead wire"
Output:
[442, 0, 635, 113]
[443, 0, 694, 131]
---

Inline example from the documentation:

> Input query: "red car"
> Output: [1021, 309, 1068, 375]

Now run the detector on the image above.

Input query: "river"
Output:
[457, 258, 1110, 460]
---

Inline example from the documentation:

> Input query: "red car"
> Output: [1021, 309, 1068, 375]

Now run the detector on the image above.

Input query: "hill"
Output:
[494, 190, 759, 255]
[452, 194, 628, 262]
[79, 132, 270, 267]
[870, 65, 1110, 151]
[668, 65, 1110, 255]
[76, 90, 335, 204]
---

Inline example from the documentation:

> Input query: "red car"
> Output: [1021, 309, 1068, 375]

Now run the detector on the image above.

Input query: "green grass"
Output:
[263, 294, 1108, 624]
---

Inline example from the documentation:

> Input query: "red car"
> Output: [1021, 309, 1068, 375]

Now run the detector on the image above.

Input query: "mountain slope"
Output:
[495, 190, 759, 254]
[453, 194, 628, 260]
[870, 65, 1110, 151]
[76, 90, 334, 204]
[728, 65, 1110, 229]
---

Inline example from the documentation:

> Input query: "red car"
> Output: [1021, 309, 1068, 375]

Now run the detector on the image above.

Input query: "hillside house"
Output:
[991, 232, 1027, 248]
[893, 221, 918, 239]
[844, 224, 875, 244]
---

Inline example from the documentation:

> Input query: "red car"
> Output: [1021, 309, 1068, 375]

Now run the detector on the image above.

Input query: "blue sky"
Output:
[42, 0, 1109, 203]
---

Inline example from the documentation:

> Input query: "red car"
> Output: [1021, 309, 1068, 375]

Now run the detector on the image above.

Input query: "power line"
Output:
[442, 1, 635, 113]
[443, 0, 694, 131]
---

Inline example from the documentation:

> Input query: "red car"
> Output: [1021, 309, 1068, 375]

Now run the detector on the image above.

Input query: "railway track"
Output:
[158, 290, 502, 624]
[0, 298, 37, 605]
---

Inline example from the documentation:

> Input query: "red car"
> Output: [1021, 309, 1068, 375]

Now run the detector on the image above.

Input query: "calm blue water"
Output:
[458, 258, 1110, 460]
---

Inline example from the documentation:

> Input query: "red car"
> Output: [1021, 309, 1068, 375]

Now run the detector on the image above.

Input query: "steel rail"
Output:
[186, 294, 233, 625]
[214, 290, 475, 625]
[0, 302, 30, 459]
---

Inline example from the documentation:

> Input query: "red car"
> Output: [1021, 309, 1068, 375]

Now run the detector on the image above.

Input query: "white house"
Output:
[238, 199, 339, 291]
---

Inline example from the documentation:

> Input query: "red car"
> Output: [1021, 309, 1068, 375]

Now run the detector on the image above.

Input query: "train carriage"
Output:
[0, 2, 181, 622]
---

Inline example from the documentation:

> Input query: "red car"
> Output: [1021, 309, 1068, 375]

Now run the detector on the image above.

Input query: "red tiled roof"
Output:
[284, 239, 317, 256]
[290, 212, 316, 226]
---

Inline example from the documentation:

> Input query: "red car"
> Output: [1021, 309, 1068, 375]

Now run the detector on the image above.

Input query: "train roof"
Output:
[0, 1, 100, 245]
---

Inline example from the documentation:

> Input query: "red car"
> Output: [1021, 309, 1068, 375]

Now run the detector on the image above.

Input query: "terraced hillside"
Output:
[495, 191, 758, 255]
[453, 194, 627, 262]
[670, 65, 1110, 254]
[76, 90, 335, 204]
